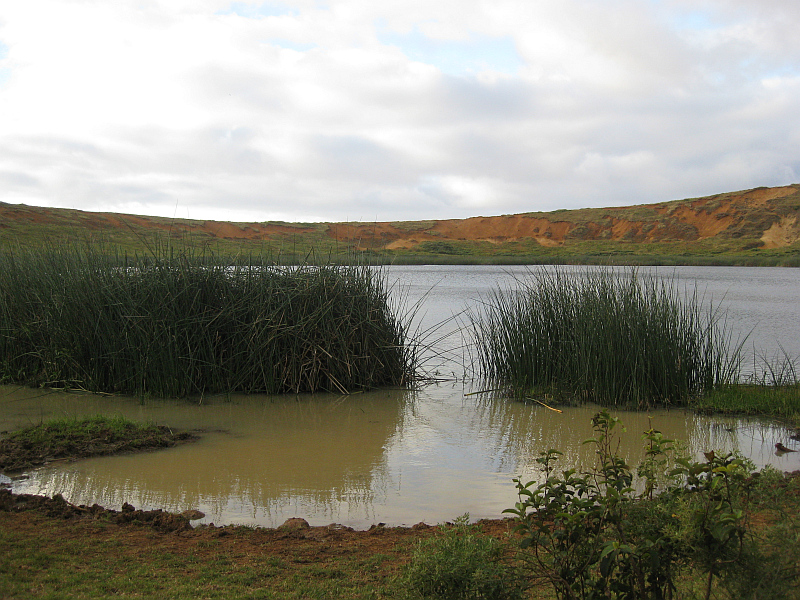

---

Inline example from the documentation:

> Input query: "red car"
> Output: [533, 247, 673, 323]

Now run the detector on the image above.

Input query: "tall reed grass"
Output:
[470, 267, 740, 408]
[0, 245, 416, 397]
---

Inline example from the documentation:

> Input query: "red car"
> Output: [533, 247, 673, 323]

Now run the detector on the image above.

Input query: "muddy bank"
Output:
[0, 488, 513, 541]
[0, 424, 198, 473]
[0, 488, 197, 532]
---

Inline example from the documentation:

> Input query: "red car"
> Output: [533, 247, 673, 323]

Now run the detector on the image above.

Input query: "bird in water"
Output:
[775, 443, 797, 454]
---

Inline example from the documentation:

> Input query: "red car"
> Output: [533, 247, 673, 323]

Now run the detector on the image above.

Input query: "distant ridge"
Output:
[2, 185, 799, 264]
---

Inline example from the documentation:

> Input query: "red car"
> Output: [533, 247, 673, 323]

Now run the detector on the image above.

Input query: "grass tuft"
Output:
[470, 267, 741, 408]
[0, 415, 193, 472]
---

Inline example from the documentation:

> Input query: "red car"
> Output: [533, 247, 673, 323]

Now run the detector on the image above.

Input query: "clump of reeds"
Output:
[470, 267, 740, 408]
[0, 244, 416, 397]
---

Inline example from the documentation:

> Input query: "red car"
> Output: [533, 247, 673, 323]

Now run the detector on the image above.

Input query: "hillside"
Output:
[2, 185, 799, 264]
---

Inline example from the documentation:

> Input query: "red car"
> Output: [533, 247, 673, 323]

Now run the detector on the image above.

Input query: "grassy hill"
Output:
[2, 184, 799, 265]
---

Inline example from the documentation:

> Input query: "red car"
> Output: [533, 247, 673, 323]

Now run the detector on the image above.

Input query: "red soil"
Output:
[2, 184, 799, 250]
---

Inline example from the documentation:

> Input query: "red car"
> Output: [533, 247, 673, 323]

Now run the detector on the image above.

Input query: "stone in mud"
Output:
[280, 517, 310, 530]
[181, 509, 205, 520]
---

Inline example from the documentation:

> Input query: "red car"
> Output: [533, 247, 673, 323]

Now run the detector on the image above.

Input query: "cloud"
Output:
[0, 0, 799, 222]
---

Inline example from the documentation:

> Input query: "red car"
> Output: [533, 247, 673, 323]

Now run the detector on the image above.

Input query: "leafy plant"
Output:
[504, 411, 796, 600]
[396, 514, 523, 600]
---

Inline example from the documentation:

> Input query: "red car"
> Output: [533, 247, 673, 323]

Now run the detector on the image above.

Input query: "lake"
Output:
[2, 265, 798, 529]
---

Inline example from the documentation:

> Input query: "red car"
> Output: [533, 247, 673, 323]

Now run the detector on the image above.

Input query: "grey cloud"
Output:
[1, 2, 799, 222]
[307, 134, 414, 183]
[0, 170, 39, 189]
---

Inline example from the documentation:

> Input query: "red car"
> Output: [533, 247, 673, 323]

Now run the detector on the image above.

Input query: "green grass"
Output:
[470, 267, 740, 408]
[692, 384, 800, 426]
[2, 415, 158, 446]
[0, 415, 193, 472]
[0, 518, 397, 599]
[0, 244, 417, 397]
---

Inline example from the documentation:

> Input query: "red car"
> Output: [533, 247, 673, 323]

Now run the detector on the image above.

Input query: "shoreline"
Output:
[0, 487, 514, 535]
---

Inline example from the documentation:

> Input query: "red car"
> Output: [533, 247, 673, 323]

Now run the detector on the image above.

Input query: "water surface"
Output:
[2, 265, 798, 529]
[3, 382, 797, 529]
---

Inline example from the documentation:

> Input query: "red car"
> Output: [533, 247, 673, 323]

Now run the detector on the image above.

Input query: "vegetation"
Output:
[2, 184, 799, 265]
[693, 383, 800, 425]
[504, 411, 800, 600]
[0, 415, 194, 472]
[470, 267, 740, 408]
[3, 414, 798, 599]
[0, 244, 416, 397]
[397, 515, 523, 600]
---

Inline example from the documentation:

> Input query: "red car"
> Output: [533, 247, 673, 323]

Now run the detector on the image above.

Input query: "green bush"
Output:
[396, 515, 523, 600]
[505, 411, 800, 600]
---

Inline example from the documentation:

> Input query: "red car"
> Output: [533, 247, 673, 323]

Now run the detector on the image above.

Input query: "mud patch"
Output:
[0, 488, 515, 541]
[0, 489, 193, 532]
[0, 424, 198, 473]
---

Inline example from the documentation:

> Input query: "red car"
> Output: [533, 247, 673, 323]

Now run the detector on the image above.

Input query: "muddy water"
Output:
[3, 383, 798, 529]
[3, 265, 799, 529]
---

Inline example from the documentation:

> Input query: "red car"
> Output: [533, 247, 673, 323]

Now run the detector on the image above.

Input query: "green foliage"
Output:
[0, 415, 189, 472]
[415, 241, 470, 255]
[694, 343, 800, 427]
[471, 267, 741, 407]
[396, 515, 524, 600]
[0, 244, 417, 397]
[505, 411, 800, 600]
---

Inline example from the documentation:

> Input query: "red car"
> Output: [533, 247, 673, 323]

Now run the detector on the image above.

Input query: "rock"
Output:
[280, 517, 310, 530]
[180, 509, 205, 520]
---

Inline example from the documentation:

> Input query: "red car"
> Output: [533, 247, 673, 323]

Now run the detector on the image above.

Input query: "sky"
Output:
[0, 0, 799, 224]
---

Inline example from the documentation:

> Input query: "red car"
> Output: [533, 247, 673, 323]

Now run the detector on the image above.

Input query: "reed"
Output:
[470, 267, 740, 408]
[0, 244, 415, 397]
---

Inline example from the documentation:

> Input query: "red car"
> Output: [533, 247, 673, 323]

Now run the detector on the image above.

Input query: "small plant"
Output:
[505, 412, 680, 599]
[505, 411, 796, 600]
[396, 514, 523, 600]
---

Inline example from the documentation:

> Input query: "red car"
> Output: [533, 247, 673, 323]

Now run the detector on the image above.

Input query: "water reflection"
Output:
[1, 386, 407, 527]
[3, 382, 799, 529]
[3, 265, 799, 528]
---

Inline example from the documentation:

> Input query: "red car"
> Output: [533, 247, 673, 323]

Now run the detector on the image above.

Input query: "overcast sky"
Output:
[1, 1, 799, 223]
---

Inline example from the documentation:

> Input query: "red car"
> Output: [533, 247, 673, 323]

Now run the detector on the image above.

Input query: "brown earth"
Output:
[2, 184, 799, 253]
[0, 488, 517, 578]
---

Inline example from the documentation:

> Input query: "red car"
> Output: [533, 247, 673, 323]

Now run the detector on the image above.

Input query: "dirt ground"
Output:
[0, 488, 516, 569]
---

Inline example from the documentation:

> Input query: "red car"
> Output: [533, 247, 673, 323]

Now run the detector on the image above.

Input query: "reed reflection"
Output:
[5, 386, 409, 527]
[4, 382, 799, 529]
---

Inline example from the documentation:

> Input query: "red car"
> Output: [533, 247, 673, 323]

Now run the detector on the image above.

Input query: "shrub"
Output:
[397, 515, 523, 600]
[505, 411, 800, 600]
